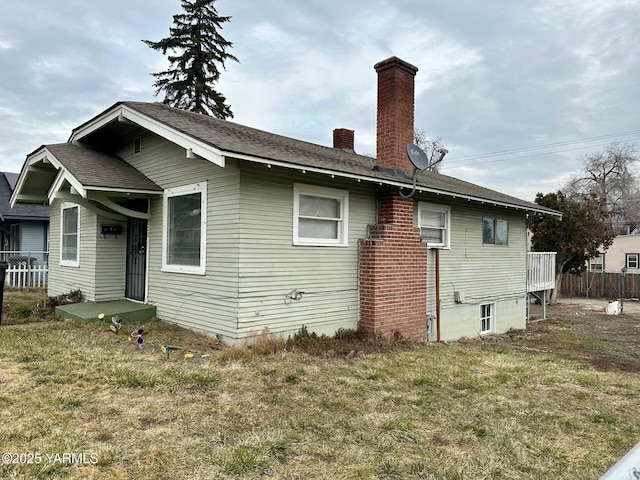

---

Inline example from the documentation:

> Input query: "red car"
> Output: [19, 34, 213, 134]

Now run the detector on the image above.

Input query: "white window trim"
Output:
[480, 302, 495, 334]
[418, 202, 451, 249]
[60, 202, 80, 267]
[293, 183, 349, 247]
[162, 182, 207, 275]
[626, 253, 639, 269]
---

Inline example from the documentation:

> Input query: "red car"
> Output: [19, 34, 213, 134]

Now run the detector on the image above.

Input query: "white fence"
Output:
[5, 264, 49, 288]
[0, 251, 49, 288]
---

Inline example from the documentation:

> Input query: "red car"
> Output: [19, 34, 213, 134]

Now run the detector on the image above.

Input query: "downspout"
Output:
[435, 248, 441, 342]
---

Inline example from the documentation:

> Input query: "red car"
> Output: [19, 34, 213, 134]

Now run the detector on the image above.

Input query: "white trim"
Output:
[162, 182, 207, 275]
[626, 253, 639, 269]
[60, 202, 80, 267]
[293, 183, 349, 247]
[479, 302, 495, 334]
[418, 202, 451, 249]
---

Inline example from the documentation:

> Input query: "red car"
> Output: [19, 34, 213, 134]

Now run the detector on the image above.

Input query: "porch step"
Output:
[55, 300, 156, 323]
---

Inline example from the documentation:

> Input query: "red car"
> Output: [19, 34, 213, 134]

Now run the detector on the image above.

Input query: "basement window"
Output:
[293, 183, 349, 246]
[480, 303, 495, 334]
[418, 202, 450, 248]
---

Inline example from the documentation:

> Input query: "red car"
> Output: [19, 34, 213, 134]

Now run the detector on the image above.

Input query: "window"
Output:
[60, 203, 79, 267]
[162, 182, 207, 274]
[293, 184, 348, 246]
[589, 255, 604, 271]
[418, 202, 450, 248]
[483, 218, 508, 245]
[480, 303, 494, 334]
[626, 253, 639, 269]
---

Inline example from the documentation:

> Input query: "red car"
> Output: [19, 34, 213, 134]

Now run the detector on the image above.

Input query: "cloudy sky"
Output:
[1, 0, 639, 202]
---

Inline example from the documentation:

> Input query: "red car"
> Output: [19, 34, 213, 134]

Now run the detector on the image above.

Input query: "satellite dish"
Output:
[400, 143, 431, 199]
[406, 144, 429, 171]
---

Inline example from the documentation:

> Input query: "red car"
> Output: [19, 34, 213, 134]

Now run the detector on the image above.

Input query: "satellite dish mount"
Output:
[399, 144, 448, 198]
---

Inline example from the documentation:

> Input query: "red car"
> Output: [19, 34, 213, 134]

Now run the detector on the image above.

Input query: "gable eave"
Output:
[69, 103, 226, 168]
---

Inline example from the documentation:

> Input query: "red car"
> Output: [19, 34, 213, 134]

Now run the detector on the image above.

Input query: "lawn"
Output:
[0, 291, 639, 479]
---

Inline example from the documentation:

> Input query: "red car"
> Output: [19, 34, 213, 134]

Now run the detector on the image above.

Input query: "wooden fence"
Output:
[560, 271, 640, 299]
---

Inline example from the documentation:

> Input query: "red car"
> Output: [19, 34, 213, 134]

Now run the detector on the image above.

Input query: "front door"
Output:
[126, 216, 148, 301]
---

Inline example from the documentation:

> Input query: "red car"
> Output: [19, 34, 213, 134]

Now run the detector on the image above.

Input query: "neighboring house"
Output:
[0, 172, 49, 265]
[11, 57, 559, 343]
[590, 234, 640, 273]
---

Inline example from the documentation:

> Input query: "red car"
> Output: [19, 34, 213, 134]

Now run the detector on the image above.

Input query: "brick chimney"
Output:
[333, 128, 355, 151]
[358, 57, 428, 342]
[374, 57, 418, 172]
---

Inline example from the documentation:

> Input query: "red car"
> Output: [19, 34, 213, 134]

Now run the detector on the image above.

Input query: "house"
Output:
[590, 234, 640, 273]
[11, 57, 560, 343]
[0, 171, 49, 265]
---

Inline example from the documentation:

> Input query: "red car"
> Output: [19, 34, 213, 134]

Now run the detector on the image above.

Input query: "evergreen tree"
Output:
[143, 0, 238, 119]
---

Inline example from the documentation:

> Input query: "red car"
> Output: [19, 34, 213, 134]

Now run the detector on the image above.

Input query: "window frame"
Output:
[626, 253, 639, 269]
[60, 202, 80, 267]
[589, 254, 604, 271]
[417, 202, 451, 249]
[293, 183, 349, 247]
[162, 182, 207, 275]
[480, 303, 495, 334]
[482, 218, 509, 246]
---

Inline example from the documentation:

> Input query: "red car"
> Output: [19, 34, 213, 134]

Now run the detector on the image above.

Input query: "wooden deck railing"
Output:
[527, 252, 556, 292]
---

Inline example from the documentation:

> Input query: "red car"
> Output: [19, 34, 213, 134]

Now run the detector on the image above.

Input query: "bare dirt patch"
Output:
[476, 299, 640, 373]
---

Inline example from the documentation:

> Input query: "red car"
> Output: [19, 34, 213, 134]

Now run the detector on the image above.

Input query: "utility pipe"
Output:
[435, 248, 441, 342]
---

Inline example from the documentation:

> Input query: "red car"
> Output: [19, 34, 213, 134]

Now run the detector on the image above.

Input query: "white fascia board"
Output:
[69, 105, 225, 167]
[11, 148, 49, 207]
[43, 154, 86, 202]
[224, 152, 561, 217]
[13, 147, 84, 207]
[85, 186, 163, 196]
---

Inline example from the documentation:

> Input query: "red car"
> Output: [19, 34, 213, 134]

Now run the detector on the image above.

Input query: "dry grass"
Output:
[0, 291, 639, 479]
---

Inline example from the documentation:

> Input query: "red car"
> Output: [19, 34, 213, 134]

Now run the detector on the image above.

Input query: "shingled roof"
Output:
[100, 101, 557, 215]
[43, 143, 161, 193]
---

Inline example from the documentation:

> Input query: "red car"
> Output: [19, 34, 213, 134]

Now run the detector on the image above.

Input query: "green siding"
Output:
[236, 164, 376, 339]
[118, 131, 241, 339]
[417, 196, 528, 340]
[94, 215, 126, 302]
[48, 199, 98, 301]
[49, 126, 531, 343]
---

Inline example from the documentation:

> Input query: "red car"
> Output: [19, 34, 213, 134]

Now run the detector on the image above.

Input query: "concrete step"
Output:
[55, 300, 156, 323]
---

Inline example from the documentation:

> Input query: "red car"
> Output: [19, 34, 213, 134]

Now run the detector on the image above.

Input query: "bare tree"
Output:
[564, 142, 640, 234]
[414, 129, 446, 173]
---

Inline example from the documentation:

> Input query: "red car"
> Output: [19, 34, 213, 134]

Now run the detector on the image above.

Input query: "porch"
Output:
[55, 299, 156, 323]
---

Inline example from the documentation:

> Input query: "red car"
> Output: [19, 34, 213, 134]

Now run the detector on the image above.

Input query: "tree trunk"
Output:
[550, 270, 563, 305]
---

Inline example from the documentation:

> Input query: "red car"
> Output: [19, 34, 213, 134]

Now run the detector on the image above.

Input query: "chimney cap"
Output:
[374, 56, 418, 75]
